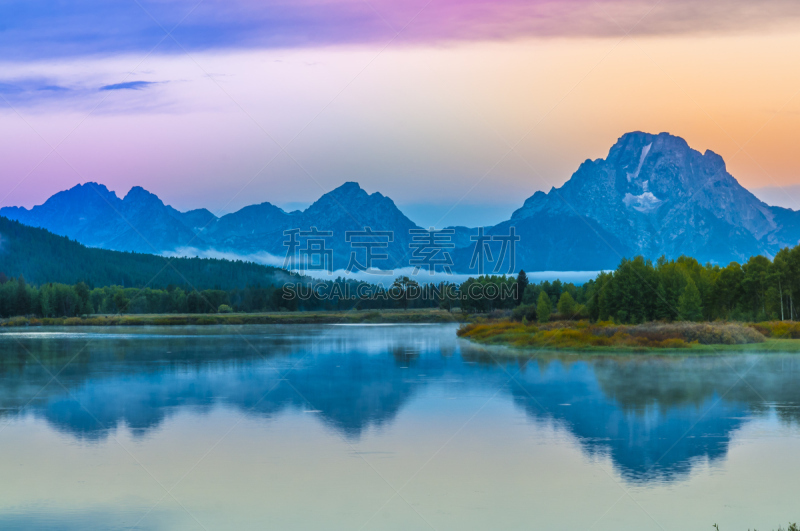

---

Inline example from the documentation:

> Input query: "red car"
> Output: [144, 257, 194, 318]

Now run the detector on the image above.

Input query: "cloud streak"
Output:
[4, 0, 800, 59]
[0, 75, 167, 110]
[0, 78, 76, 107]
[100, 81, 156, 91]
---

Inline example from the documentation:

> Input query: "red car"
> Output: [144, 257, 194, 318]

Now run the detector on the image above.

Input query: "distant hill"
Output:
[0, 216, 288, 289]
[5, 132, 800, 272]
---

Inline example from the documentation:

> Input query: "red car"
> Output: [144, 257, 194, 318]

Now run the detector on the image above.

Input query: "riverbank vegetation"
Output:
[455, 247, 800, 350]
[714, 524, 798, 531]
[515, 249, 800, 324]
[0, 308, 457, 327]
[7, 210, 800, 331]
[457, 320, 773, 351]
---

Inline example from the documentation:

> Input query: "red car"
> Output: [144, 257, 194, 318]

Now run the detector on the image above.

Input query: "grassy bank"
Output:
[456, 320, 800, 352]
[0, 308, 459, 327]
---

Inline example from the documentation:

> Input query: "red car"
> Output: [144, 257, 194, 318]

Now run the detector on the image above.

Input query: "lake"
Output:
[0, 324, 797, 530]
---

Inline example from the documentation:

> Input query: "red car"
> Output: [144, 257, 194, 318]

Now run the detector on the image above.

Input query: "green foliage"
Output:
[458, 320, 766, 350]
[0, 273, 453, 319]
[218, 304, 233, 313]
[113, 291, 129, 313]
[564, 247, 800, 324]
[511, 303, 537, 322]
[515, 270, 529, 306]
[460, 275, 517, 313]
[678, 277, 703, 321]
[461, 243, 800, 324]
[437, 281, 460, 311]
[537, 291, 551, 323]
[0, 215, 284, 290]
[7, 208, 800, 324]
[391, 276, 419, 310]
[557, 291, 576, 316]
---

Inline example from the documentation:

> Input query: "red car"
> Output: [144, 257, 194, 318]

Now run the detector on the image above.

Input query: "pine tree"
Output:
[516, 270, 529, 306]
[39, 284, 53, 317]
[15, 275, 30, 316]
[654, 282, 672, 321]
[537, 291, 551, 323]
[74, 282, 91, 315]
[678, 278, 703, 321]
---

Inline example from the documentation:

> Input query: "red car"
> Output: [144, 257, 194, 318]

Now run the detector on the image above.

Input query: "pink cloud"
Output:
[4, 0, 800, 60]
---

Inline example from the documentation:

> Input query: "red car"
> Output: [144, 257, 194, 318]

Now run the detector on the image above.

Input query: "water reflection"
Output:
[1, 324, 798, 485]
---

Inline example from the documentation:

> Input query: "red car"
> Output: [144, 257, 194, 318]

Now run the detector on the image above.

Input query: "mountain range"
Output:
[4, 131, 799, 272]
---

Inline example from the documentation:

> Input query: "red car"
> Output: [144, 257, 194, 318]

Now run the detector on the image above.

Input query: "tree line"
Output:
[6, 239, 800, 322]
[509, 246, 800, 323]
[0, 274, 446, 318]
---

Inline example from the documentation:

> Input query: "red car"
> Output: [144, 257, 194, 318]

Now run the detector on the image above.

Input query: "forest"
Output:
[507, 248, 800, 324]
[0, 275, 449, 318]
[2, 244, 799, 322]
[4, 204, 800, 322]
[0, 216, 285, 289]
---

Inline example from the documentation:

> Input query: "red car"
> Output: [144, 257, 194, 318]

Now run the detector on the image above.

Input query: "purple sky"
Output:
[4, 0, 800, 226]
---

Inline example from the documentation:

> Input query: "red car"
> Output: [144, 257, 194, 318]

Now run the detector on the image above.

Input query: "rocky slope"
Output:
[2, 181, 420, 272]
[1, 183, 201, 254]
[4, 132, 799, 272]
[496, 131, 800, 268]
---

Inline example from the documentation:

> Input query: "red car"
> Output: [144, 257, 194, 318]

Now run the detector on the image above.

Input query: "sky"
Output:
[3, 0, 800, 227]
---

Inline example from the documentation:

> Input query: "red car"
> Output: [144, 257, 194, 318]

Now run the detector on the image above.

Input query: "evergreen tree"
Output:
[15, 276, 30, 316]
[39, 284, 54, 317]
[74, 282, 91, 315]
[678, 278, 703, 321]
[516, 270, 529, 306]
[587, 272, 611, 321]
[654, 282, 672, 321]
[537, 291, 551, 323]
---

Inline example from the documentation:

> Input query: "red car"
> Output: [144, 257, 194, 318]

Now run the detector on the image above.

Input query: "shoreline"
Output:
[459, 336, 800, 354]
[0, 309, 460, 328]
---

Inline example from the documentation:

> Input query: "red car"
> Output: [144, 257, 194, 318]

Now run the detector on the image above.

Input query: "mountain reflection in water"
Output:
[0, 324, 798, 485]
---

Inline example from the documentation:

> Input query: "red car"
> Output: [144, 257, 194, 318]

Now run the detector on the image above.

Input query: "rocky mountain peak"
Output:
[123, 185, 165, 206]
[4, 148, 800, 272]
[607, 131, 688, 165]
[305, 182, 392, 219]
[52, 182, 120, 206]
[332, 181, 364, 194]
[506, 131, 786, 266]
[321, 181, 387, 206]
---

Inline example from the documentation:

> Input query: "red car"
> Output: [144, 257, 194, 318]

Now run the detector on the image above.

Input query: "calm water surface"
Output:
[0, 324, 798, 530]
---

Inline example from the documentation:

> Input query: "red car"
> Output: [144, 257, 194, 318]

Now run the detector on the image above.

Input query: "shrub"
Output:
[489, 309, 511, 320]
[751, 321, 800, 339]
[364, 311, 382, 321]
[511, 304, 537, 322]
[458, 320, 765, 349]
[218, 304, 233, 314]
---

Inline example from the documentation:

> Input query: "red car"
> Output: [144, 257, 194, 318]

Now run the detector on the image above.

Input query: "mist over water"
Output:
[0, 324, 797, 530]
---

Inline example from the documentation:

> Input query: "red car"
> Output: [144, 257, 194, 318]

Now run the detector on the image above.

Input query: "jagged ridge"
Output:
[4, 133, 800, 271]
